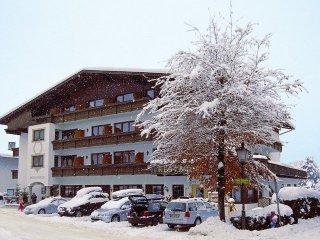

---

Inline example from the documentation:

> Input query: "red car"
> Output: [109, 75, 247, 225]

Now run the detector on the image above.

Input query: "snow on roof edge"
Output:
[268, 160, 305, 171]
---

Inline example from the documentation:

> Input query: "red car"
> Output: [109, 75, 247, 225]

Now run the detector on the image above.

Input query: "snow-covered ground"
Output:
[1, 206, 320, 240]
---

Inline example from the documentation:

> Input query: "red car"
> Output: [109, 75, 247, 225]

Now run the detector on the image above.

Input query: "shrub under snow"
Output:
[229, 204, 294, 230]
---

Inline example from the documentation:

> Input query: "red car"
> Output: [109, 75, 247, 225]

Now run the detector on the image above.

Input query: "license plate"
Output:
[170, 213, 180, 218]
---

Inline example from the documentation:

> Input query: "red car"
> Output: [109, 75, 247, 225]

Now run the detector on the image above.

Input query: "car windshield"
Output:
[166, 202, 186, 212]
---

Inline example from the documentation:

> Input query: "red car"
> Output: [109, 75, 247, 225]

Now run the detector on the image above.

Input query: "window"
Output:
[60, 185, 82, 198]
[116, 93, 133, 102]
[33, 129, 44, 141]
[92, 125, 105, 136]
[11, 170, 18, 179]
[172, 185, 184, 199]
[114, 151, 135, 164]
[91, 153, 104, 165]
[64, 105, 75, 112]
[114, 121, 135, 133]
[61, 156, 75, 167]
[32, 155, 44, 167]
[89, 99, 104, 108]
[62, 129, 75, 140]
[146, 89, 155, 98]
[145, 184, 164, 195]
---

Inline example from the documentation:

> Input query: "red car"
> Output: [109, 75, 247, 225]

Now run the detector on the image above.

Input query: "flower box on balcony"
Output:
[74, 129, 84, 138]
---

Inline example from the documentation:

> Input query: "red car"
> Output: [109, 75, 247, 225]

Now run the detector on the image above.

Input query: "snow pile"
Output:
[272, 187, 320, 202]
[76, 187, 102, 196]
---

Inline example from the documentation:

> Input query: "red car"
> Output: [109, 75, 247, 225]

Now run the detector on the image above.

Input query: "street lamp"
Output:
[236, 143, 250, 230]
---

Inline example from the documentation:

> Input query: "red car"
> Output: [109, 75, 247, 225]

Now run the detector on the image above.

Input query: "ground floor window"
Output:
[172, 185, 184, 199]
[232, 187, 258, 203]
[60, 185, 82, 198]
[113, 185, 143, 192]
[145, 184, 164, 195]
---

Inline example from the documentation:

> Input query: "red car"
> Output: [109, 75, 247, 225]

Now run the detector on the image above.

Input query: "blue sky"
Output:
[0, 0, 319, 164]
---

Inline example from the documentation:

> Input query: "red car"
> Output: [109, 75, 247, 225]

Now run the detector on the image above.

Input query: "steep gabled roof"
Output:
[0, 68, 168, 125]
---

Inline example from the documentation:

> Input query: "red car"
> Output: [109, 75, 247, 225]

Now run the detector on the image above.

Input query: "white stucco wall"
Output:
[0, 155, 18, 194]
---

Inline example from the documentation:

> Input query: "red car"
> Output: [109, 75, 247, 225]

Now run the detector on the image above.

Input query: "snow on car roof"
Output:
[111, 189, 143, 199]
[101, 197, 129, 209]
[76, 187, 102, 197]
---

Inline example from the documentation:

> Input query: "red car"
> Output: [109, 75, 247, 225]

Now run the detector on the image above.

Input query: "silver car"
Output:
[23, 197, 67, 215]
[90, 196, 132, 222]
[163, 197, 218, 229]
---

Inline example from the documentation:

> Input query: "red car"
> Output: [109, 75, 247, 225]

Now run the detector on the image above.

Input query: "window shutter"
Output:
[104, 124, 112, 135]
[135, 152, 144, 163]
[103, 153, 112, 164]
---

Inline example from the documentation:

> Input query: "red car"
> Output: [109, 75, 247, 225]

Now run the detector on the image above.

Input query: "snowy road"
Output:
[0, 207, 187, 240]
[1, 206, 320, 240]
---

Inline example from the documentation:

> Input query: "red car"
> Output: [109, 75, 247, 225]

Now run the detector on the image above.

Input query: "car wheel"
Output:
[152, 218, 159, 226]
[38, 209, 46, 214]
[111, 215, 120, 222]
[194, 218, 202, 226]
[168, 224, 175, 229]
[75, 210, 82, 217]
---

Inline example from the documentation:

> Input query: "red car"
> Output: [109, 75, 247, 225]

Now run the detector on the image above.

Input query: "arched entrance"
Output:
[29, 182, 44, 203]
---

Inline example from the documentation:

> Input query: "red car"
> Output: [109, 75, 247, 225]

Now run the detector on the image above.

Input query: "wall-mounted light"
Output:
[146, 151, 149, 155]
[164, 186, 169, 192]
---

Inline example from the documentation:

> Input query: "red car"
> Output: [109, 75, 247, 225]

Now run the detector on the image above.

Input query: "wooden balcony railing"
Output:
[51, 163, 151, 177]
[52, 131, 152, 150]
[33, 98, 149, 124]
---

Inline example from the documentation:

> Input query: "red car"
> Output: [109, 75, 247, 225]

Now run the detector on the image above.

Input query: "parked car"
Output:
[23, 197, 67, 215]
[90, 188, 143, 223]
[58, 187, 109, 217]
[163, 197, 218, 229]
[127, 194, 167, 226]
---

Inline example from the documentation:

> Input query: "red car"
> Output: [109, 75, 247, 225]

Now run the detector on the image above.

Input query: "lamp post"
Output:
[236, 144, 250, 230]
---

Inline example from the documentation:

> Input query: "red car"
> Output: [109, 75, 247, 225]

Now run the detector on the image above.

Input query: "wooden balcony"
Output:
[33, 98, 149, 124]
[51, 163, 151, 177]
[52, 131, 152, 150]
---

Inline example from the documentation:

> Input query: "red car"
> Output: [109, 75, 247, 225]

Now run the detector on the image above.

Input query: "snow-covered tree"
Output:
[137, 18, 304, 221]
[292, 157, 320, 188]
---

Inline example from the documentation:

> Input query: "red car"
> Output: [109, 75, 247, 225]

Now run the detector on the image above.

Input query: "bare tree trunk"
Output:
[217, 128, 225, 222]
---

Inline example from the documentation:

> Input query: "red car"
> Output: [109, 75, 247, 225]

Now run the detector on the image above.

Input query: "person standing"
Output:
[31, 193, 37, 204]
[18, 198, 24, 211]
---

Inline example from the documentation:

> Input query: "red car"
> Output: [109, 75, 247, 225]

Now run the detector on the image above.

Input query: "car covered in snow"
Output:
[163, 197, 218, 229]
[127, 194, 168, 226]
[58, 187, 109, 217]
[23, 196, 68, 215]
[90, 188, 143, 223]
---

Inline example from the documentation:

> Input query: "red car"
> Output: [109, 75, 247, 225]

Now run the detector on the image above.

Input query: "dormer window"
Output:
[146, 89, 155, 99]
[65, 105, 75, 112]
[89, 99, 104, 108]
[116, 93, 133, 102]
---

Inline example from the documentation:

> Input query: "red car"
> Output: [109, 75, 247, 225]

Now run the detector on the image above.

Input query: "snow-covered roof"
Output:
[252, 154, 269, 160]
[0, 154, 18, 160]
[268, 160, 304, 171]
[272, 186, 320, 201]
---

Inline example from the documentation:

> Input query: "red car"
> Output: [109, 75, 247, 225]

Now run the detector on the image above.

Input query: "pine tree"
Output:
[137, 18, 304, 221]
[293, 157, 320, 188]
